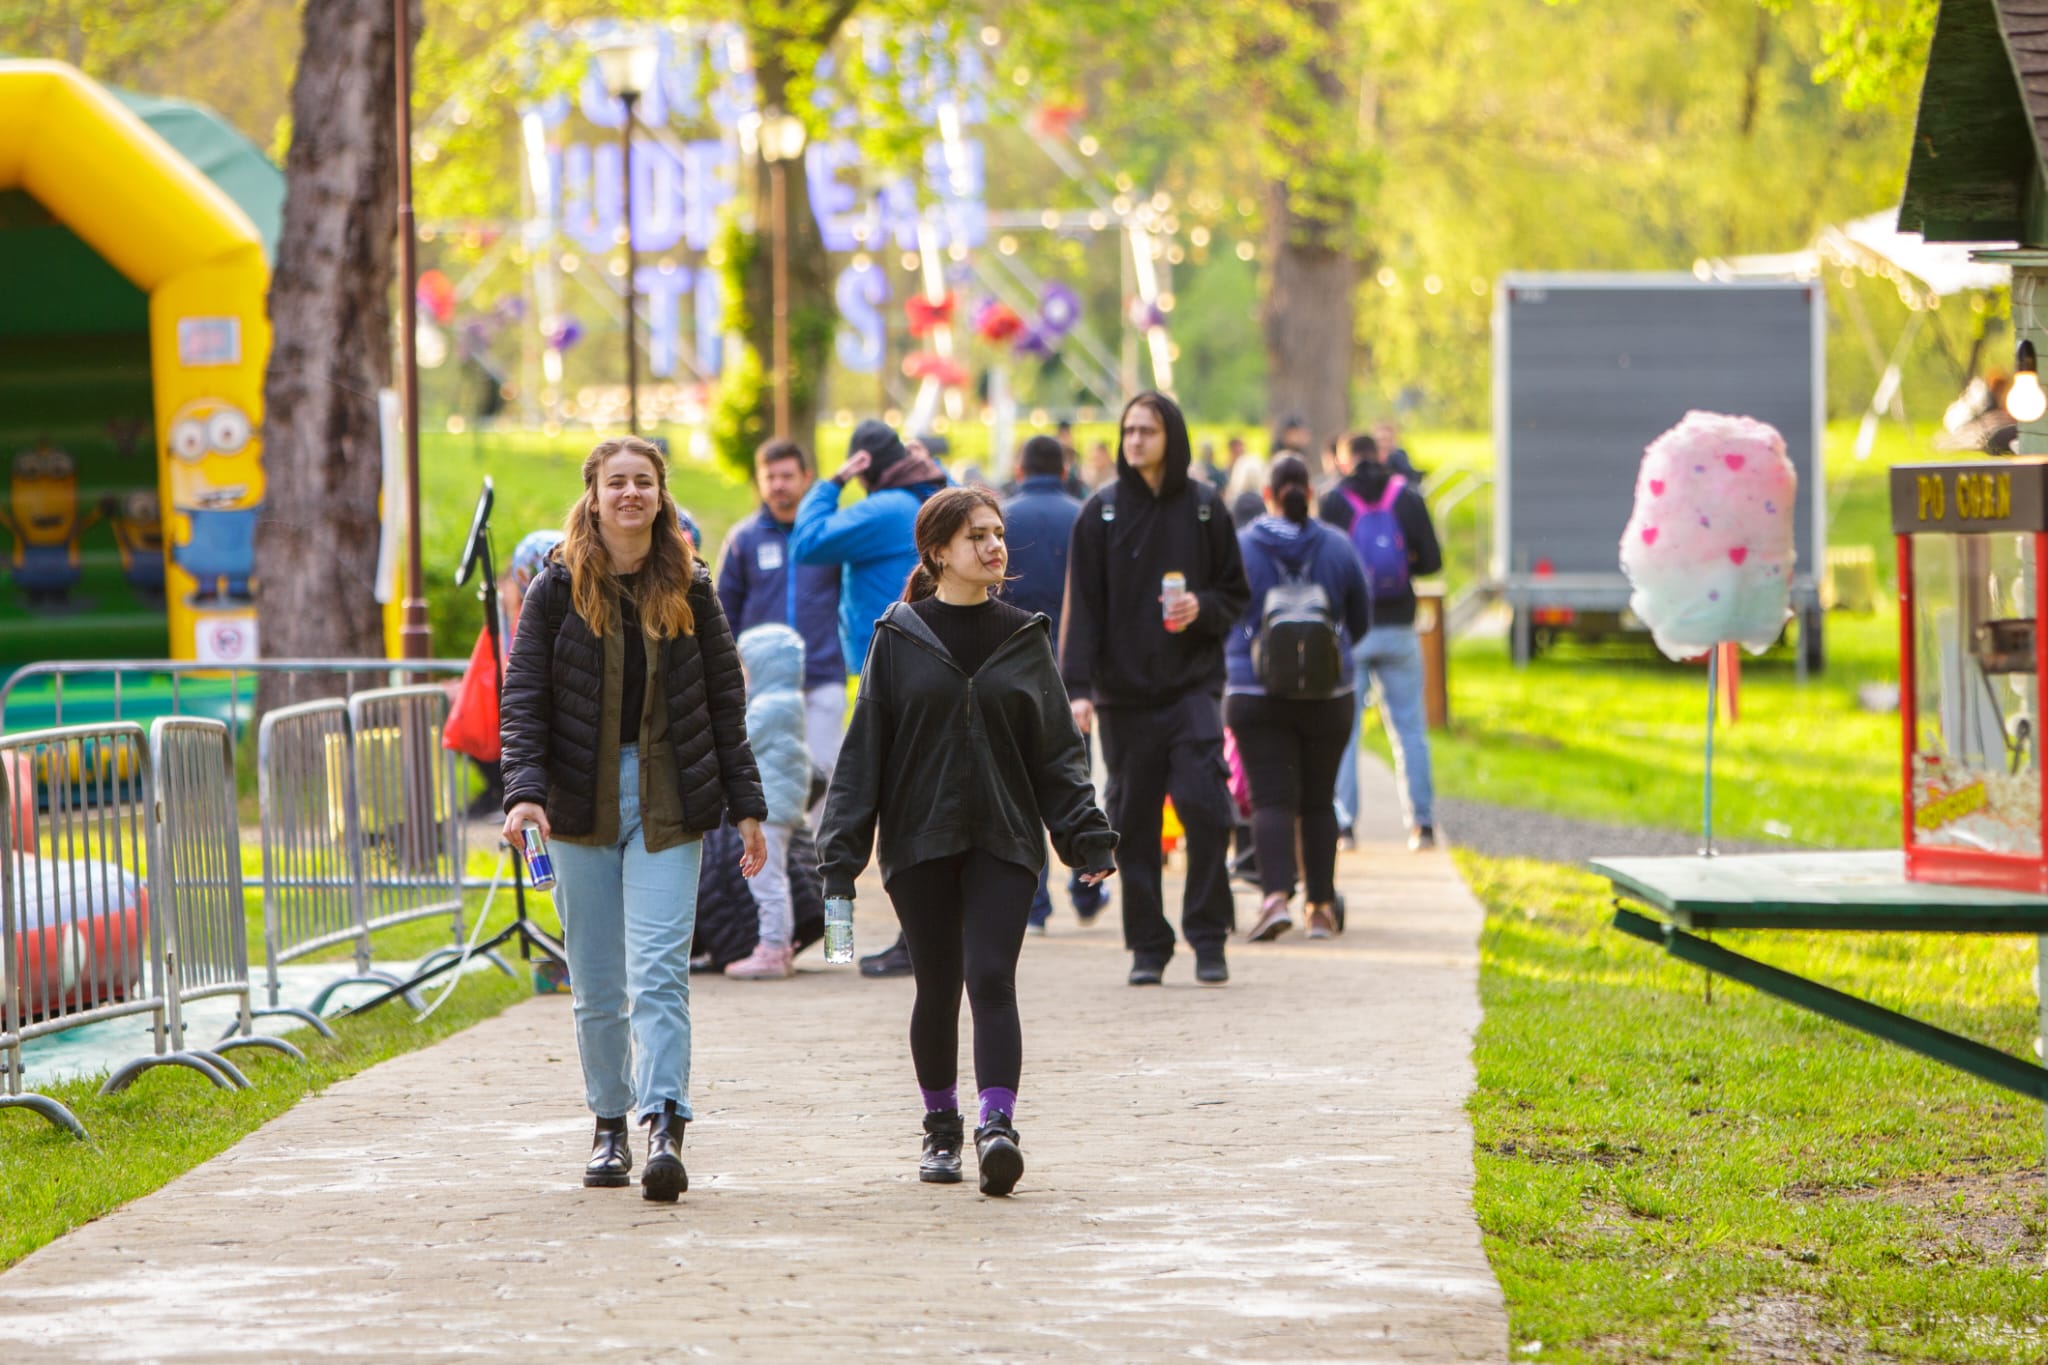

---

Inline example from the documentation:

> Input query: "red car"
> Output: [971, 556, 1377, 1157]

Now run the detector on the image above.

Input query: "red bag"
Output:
[442, 625, 501, 762]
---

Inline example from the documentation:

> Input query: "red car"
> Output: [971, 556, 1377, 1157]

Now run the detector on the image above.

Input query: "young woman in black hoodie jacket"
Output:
[818, 487, 1118, 1196]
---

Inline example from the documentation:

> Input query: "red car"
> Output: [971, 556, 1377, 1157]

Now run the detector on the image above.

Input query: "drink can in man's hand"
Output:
[517, 822, 556, 891]
[1161, 572, 1186, 625]
[824, 897, 855, 964]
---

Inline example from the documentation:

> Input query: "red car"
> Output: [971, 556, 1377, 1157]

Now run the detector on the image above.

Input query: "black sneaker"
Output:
[1194, 948, 1229, 984]
[974, 1114, 1024, 1196]
[920, 1110, 964, 1184]
[1128, 954, 1169, 986]
[860, 934, 914, 978]
[1408, 825, 1437, 852]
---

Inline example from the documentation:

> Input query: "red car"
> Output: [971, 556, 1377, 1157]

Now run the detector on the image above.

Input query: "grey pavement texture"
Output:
[1, 756, 1508, 1362]
[1436, 793, 1780, 864]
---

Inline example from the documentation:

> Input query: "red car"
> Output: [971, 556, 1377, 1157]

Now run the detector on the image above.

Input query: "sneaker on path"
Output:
[1247, 895, 1293, 942]
[861, 935, 914, 978]
[974, 1114, 1023, 1197]
[724, 943, 794, 979]
[1409, 825, 1437, 852]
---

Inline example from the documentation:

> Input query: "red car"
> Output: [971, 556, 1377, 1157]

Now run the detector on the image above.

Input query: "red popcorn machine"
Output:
[1894, 458, 2048, 891]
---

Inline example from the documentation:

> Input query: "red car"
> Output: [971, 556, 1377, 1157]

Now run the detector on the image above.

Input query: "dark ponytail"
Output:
[903, 560, 940, 602]
[1268, 453, 1313, 525]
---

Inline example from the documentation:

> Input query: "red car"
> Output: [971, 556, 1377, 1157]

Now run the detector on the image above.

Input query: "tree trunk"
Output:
[739, 55, 834, 462]
[1259, 0, 1357, 454]
[255, 0, 414, 709]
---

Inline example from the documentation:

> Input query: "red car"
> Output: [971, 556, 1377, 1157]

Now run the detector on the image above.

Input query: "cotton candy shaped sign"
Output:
[1619, 410, 1797, 660]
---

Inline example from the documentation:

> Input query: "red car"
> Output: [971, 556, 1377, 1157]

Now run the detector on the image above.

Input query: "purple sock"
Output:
[920, 1085, 958, 1114]
[979, 1087, 1017, 1126]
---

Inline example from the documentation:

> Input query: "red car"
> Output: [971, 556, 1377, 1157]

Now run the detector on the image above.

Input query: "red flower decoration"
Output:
[904, 292, 956, 338]
[974, 300, 1024, 343]
[903, 352, 969, 388]
[1027, 103, 1085, 140]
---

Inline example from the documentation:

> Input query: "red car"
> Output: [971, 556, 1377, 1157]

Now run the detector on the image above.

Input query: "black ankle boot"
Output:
[974, 1113, 1024, 1197]
[584, 1115, 632, 1188]
[640, 1102, 687, 1202]
[920, 1110, 965, 1184]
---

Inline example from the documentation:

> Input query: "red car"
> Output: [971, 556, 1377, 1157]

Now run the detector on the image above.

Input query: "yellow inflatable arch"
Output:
[0, 60, 269, 665]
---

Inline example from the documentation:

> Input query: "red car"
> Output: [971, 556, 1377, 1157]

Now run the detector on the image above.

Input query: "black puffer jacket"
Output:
[500, 558, 766, 836]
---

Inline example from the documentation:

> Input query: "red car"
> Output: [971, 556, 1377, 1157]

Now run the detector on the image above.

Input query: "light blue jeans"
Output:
[1334, 625, 1435, 832]
[549, 750, 704, 1122]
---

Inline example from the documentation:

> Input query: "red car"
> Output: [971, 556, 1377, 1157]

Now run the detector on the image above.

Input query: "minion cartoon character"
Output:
[166, 399, 261, 606]
[103, 489, 165, 600]
[0, 446, 100, 607]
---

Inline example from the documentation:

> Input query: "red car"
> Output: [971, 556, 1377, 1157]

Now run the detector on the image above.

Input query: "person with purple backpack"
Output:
[1319, 430, 1444, 851]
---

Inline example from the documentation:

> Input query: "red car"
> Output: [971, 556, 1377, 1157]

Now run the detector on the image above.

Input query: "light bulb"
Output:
[2011, 339, 2047, 422]
[2010, 371, 2046, 423]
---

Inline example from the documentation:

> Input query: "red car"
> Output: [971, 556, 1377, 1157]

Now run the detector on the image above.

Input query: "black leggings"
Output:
[1225, 693, 1355, 904]
[885, 849, 1037, 1096]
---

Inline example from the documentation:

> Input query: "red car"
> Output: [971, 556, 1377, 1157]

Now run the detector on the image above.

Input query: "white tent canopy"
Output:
[1699, 207, 2010, 297]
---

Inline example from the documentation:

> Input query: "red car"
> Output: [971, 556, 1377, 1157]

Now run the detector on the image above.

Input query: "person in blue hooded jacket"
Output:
[1225, 455, 1372, 945]
[790, 420, 948, 678]
[724, 623, 813, 980]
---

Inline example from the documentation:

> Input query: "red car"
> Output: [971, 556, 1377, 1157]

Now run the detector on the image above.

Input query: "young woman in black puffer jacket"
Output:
[819, 486, 1118, 1197]
[500, 435, 766, 1203]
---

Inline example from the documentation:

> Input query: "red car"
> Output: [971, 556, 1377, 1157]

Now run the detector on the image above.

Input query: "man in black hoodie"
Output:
[1062, 391, 1250, 985]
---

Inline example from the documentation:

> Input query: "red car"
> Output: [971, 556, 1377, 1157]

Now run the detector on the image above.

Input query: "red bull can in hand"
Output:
[517, 821, 556, 891]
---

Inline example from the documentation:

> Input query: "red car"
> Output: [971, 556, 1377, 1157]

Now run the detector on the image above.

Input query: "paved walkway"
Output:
[1, 758, 1507, 1362]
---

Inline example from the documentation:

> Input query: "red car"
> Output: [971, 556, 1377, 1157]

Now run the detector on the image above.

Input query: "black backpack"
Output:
[1252, 562, 1343, 699]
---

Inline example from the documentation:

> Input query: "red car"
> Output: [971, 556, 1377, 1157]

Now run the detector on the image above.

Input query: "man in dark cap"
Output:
[792, 419, 948, 978]
[791, 419, 949, 674]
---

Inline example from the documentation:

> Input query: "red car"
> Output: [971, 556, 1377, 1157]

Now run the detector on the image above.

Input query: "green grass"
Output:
[0, 959, 536, 1272]
[1463, 850, 2047, 1363]
[1405, 610, 1902, 848]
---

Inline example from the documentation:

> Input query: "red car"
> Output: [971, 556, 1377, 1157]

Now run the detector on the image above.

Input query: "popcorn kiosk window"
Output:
[1893, 460, 2048, 891]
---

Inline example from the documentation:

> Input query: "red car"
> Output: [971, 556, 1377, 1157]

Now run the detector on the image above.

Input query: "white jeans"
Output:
[749, 822, 797, 948]
[804, 683, 847, 823]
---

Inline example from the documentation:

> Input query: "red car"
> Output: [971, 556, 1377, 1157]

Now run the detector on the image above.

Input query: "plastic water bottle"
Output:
[823, 897, 855, 964]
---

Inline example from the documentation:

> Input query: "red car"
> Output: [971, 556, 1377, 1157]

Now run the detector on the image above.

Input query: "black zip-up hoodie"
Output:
[818, 601, 1118, 899]
[1316, 461, 1443, 628]
[1059, 396, 1250, 706]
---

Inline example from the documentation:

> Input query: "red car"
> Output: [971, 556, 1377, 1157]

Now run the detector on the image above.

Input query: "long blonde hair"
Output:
[561, 436, 697, 639]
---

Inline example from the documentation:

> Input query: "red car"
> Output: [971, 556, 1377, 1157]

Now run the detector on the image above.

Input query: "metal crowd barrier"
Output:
[256, 687, 480, 1017]
[0, 657, 468, 738]
[131, 719, 302, 1088]
[0, 719, 298, 1139]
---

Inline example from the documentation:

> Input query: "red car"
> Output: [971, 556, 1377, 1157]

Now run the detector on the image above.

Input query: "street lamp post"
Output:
[393, 0, 427, 661]
[595, 38, 658, 436]
[759, 109, 807, 441]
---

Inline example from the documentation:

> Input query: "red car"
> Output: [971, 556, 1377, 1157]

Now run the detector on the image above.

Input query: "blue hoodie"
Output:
[1225, 516, 1374, 697]
[736, 624, 812, 827]
[790, 476, 945, 672]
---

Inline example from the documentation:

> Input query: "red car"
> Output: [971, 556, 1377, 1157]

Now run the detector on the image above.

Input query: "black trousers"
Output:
[1097, 694, 1237, 960]
[885, 849, 1037, 1095]
[1225, 692, 1354, 904]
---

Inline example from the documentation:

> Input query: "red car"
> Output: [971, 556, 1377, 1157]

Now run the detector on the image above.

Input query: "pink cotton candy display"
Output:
[1618, 410, 1797, 660]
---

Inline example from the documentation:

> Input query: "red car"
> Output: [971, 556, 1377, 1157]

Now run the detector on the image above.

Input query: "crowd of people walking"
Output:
[495, 400, 1443, 1203]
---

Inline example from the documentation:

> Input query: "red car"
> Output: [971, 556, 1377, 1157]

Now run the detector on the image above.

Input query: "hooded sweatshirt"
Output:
[736, 623, 812, 827]
[1316, 461, 1443, 628]
[790, 421, 948, 672]
[1225, 516, 1374, 698]
[1059, 396, 1250, 707]
[818, 601, 1118, 897]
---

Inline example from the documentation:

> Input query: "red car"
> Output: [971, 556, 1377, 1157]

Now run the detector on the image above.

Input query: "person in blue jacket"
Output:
[999, 435, 1102, 933]
[791, 418, 948, 978]
[1225, 455, 1373, 945]
[791, 420, 948, 676]
[716, 438, 847, 791]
